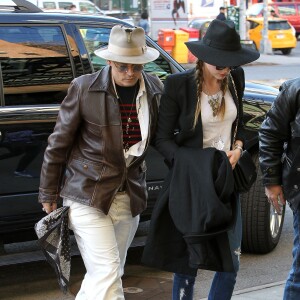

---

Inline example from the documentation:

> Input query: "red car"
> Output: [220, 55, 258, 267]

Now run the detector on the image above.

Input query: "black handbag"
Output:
[230, 74, 257, 194]
[233, 150, 257, 193]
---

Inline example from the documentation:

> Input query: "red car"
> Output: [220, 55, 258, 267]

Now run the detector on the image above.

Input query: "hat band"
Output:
[108, 44, 147, 57]
[204, 38, 241, 51]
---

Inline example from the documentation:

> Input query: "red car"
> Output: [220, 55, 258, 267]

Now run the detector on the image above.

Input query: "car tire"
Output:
[281, 48, 292, 55]
[240, 151, 285, 254]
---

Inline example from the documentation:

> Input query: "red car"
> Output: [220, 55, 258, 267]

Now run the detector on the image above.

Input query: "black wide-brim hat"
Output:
[185, 19, 260, 67]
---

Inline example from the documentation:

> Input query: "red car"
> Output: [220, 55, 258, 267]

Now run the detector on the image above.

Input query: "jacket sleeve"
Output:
[259, 80, 298, 186]
[231, 67, 246, 145]
[38, 79, 83, 203]
[144, 72, 163, 147]
[155, 74, 180, 167]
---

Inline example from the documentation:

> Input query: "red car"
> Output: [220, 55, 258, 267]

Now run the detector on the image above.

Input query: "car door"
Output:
[247, 19, 262, 50]
[0, 24, 81, 241]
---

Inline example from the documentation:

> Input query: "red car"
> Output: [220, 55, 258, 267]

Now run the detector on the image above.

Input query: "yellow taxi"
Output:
[247, 17, 297, 55]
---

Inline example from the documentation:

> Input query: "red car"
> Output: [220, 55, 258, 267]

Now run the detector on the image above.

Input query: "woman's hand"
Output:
[42, 202, 57, 214]
[227, 148, 242, 169]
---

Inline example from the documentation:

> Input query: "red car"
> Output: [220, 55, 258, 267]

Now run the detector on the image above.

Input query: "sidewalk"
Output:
[123, 270, 285, 300]
[230, 281, 285, 300]
[122, 271, 286, 300]
[250, 52, 299, 66]
[1, 237, 287, 300]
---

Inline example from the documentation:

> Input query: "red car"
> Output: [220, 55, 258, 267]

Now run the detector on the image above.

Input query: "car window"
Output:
[0, 25, 73, 106]
[268, 21, 291, 30]
[79, 26, 172, 81]
[79, 27, 110, 70]
[43, 1, 57, 9]
[189, 21, 201, 29]
[58, 1, 73, 9]
[79, 2, 99, 13]
[248, 20, 259, 30]
[277, 5, 296, 16]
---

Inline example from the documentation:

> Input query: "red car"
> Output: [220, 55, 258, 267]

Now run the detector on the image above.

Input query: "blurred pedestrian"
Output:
[69, 4, 76, 11]
[216, 6, 226, 21]
[270, 9, 279, 18]
[138, 12, 150, 35]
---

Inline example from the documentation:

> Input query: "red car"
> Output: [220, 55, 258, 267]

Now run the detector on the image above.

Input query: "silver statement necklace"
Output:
[204, 82, 221, 117]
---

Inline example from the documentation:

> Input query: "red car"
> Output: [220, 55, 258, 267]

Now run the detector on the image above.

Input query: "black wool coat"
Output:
[141, 147, 237, 275]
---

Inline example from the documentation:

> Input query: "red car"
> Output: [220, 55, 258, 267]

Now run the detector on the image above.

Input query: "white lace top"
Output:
[201, 90, 237, 152]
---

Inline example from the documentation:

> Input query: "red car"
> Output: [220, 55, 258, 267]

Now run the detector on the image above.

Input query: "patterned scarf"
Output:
[34, 206, 70, 293]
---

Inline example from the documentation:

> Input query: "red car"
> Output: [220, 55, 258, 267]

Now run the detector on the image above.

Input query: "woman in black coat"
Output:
[142, 19, 260, 300]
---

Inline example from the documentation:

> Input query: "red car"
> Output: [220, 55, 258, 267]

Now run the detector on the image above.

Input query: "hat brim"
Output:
[94, 47, 160, 64]
[185, 40, 260, 67]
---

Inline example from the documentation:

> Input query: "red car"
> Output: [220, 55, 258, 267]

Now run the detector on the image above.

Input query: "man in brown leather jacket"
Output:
[39, 25, 163, 299]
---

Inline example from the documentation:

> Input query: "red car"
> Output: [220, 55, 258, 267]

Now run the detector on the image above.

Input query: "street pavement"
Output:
[0, 261, 286, 300]
[183, 51, 300, 69]
[248, 52, 299, 66]
[182, 52, 300, 88]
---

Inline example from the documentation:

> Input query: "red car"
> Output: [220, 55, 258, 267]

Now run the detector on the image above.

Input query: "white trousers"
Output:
[64, 192, 139, 300]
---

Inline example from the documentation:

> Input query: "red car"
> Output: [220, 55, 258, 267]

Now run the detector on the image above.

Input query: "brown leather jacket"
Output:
[38, 66, 163, 217]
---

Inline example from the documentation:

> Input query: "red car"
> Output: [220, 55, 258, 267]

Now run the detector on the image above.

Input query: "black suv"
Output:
[0, 1, 281, 255]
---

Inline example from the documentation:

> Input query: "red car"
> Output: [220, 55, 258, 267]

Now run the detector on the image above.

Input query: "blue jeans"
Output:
[283, 207, 300, 300]
[172, 198, 242, 300]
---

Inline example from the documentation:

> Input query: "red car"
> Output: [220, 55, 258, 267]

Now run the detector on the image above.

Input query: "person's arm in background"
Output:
[259, 81, 296, 213]
[145, 21, 150, 35]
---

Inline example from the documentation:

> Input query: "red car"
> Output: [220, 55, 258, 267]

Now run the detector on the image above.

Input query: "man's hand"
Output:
[265, 185, 286, 215]
[42, 203, 57, 214]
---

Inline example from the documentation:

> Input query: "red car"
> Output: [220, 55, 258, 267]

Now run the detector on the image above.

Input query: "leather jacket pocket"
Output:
[128, 161, 147, 191]
[62, 158, 105, 202]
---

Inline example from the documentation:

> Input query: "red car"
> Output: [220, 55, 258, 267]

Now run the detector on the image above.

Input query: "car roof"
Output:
[0, 11, 133, 26]
[247, 16, 289, 23]
[189, 18, 213, 23]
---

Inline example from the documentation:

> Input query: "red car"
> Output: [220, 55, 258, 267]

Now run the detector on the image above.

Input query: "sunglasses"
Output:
[113, 62, 144, 73]
[215, 66, 239, 71]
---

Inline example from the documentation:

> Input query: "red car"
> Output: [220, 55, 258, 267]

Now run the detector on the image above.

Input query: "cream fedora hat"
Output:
[95, 25, 159, 64]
